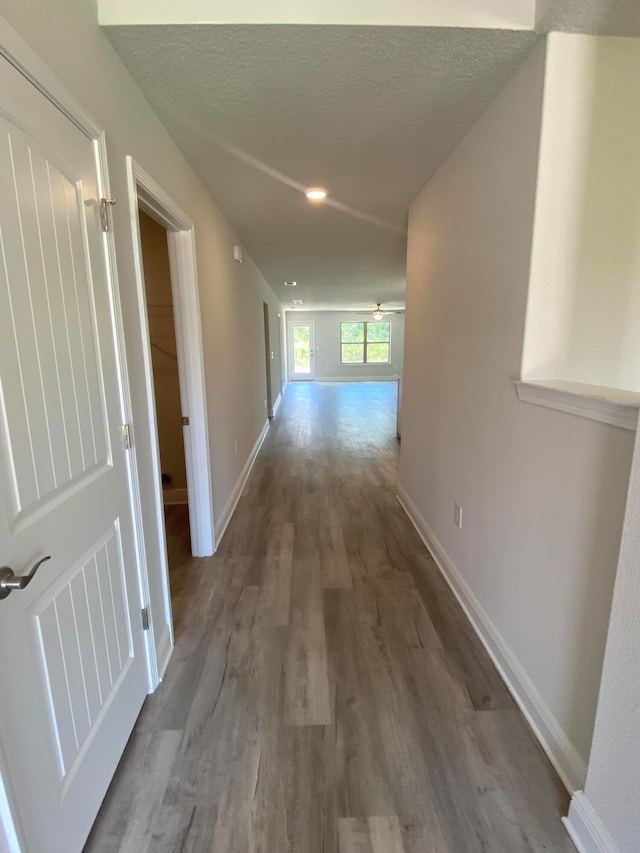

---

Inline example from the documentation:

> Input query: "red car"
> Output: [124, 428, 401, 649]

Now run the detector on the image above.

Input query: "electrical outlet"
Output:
[454, 503, 463, 530]
[235, 439, 238, 455]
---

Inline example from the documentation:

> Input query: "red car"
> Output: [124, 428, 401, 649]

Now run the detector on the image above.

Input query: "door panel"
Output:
[288, 321, 315, 380]
[0, 56, 148, 853]
[0, 120, 110, 528]
[29, 523, 132, 787]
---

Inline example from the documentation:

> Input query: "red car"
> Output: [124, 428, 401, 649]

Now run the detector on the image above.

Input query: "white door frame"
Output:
[125, 160, 215, 692]
[0, 18, 154, 853]
[288, 319, 316, 381]
[126, 157, 215, 565]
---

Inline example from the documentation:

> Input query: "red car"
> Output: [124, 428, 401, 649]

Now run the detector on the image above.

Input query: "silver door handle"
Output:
[0, 556, 51, 600]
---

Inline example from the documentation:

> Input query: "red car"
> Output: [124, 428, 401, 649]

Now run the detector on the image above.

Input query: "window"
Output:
[340, 321, 390, 364]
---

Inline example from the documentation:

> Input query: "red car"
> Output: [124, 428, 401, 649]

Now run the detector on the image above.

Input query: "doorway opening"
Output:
[126, 158, 214, 686]
[288, 320, 315, 381]
[138, 210, 191, 570]
[140, 212, 187, 508]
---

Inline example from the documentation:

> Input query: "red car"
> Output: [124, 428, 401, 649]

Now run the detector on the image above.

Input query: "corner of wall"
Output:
[563, 792, 620, 853]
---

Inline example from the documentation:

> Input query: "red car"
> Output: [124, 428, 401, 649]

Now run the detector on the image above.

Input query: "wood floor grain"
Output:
[85, 382, 574, 853]
[256, 521, 294, 627]
[284, 555, 332, 726]
[338, 816, 406, 853]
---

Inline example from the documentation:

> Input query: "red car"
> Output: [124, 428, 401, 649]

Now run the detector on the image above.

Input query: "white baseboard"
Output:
[162, 487, 188, 505]
[155, 623, 174, 681]
[318, 376, 398, 382]
[271, 391, 282, 417]
[397, 485, 587, 794]
[563, 792, 619, 853]
[215, 419, 270, 547]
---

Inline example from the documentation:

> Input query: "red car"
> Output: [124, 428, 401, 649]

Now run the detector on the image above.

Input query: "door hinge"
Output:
[122, 423, 132, 450]
[182, 416, 189, 426]
[100, 197, 116, 232]
[141, 607, 150, 631]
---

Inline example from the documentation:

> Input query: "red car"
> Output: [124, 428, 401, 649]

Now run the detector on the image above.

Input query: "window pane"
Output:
[366, 343, 390, 363]
[366, 322, 390, 342]
[342, 343, 364, 363]
[293, 325, 309, 345]
[341, 322, 365, 343]
[293, 325, 311, 373]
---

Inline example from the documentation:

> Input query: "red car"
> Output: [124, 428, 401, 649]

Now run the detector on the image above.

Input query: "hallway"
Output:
[86, 382, 573, 852]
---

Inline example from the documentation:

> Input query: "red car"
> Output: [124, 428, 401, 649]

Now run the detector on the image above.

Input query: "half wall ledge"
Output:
[514, 380, 640, 431]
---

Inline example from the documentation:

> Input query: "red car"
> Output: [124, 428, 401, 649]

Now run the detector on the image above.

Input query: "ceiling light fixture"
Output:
[284, 281, 297, 287]
[306, 187, 328, 202]
[372, 303, 385, 321]
[293, 299, 303, 305]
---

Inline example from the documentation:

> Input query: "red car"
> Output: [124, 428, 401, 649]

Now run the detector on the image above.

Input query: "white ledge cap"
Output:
[514, 379, 640, 430]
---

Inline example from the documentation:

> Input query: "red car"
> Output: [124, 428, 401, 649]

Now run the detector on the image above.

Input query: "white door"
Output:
[0, 57, 148, 852]
[288, 321, 315, 380]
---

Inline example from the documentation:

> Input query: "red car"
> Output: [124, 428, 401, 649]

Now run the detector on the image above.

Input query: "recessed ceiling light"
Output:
[306, 187, 328, 201]
[293, 299, 303, 305]
[284, 281, 297, 287]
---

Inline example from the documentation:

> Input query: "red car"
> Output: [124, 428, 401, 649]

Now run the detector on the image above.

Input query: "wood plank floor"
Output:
[85, 381, 574, 853]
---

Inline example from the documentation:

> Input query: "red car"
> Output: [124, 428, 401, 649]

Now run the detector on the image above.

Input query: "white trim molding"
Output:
[514, 380, 640, 430]
[563, 792, 619, 853]
[271, 392, 282, 417]
[397, 485, 587, 794]
[215, 420, 270, 547]
[155, 624, 174, 682]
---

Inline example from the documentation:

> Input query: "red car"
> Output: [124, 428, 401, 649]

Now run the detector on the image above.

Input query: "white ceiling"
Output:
[104, 2, 640, 310]
[106, 25, 537, 309]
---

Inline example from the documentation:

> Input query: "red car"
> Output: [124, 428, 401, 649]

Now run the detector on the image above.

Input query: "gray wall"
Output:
[399, 38, 634, 779]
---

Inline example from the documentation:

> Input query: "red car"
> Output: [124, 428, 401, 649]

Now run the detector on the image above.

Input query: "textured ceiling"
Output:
[105, 4, 640, 309]
[106, 25, 538, 309]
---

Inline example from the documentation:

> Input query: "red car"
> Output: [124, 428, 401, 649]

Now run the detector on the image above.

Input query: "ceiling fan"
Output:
[357, 302, 404, 320]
